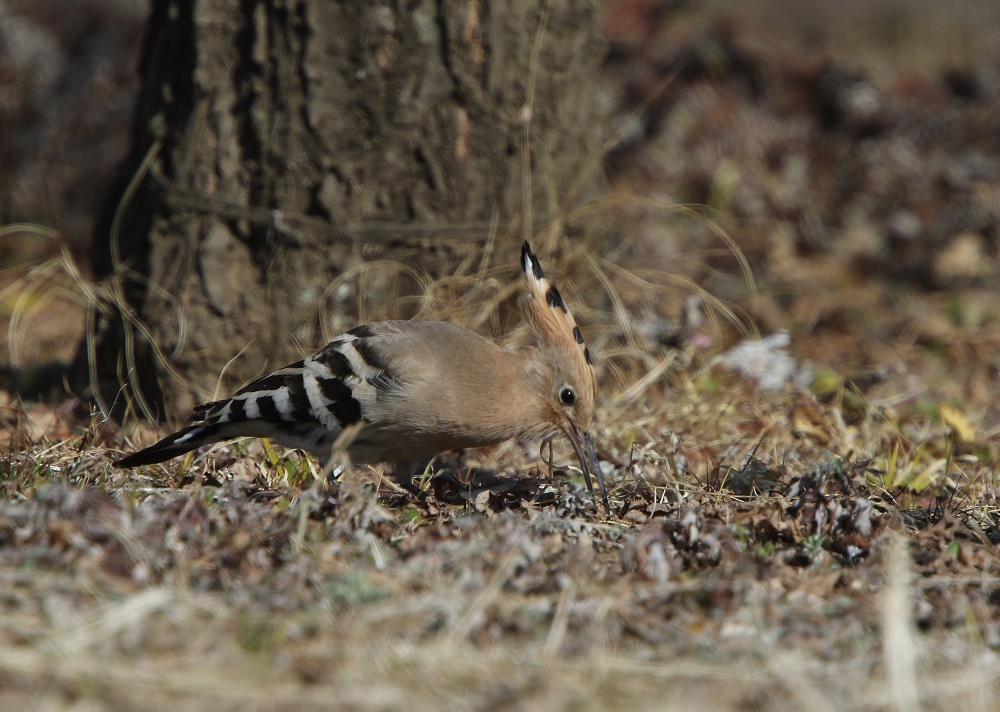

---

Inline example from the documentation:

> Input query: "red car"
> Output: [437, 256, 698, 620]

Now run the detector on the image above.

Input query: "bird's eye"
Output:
[559, 388, 576, 406]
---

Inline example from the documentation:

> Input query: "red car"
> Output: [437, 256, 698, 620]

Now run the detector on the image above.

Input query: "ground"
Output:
[1, 1, 999, 710]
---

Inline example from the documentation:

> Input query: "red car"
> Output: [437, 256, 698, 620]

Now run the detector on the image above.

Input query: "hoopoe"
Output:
[116, 242, 610, 512]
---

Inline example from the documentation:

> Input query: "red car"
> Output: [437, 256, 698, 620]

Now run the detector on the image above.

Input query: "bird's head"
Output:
[520, 241, 607, 513]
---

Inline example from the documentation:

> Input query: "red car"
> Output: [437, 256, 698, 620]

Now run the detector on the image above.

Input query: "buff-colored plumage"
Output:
[117, 242, 608, 512]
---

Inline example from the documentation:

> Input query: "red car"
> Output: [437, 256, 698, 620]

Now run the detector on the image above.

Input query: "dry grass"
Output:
[1, 242, 998, 708]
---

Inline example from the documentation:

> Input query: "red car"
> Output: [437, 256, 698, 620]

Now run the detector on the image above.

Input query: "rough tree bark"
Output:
[82, 0, 608, 422]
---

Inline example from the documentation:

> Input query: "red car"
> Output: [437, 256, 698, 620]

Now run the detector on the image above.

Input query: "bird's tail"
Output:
[114, 422, 230, 468]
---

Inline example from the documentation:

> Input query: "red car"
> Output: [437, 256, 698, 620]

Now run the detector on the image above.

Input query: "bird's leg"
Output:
[394, 456, 436, 494]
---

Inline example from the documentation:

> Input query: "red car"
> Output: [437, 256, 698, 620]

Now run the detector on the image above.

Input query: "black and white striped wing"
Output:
[114, 325, 398, 468]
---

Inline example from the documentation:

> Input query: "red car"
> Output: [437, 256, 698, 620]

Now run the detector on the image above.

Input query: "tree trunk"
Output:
[81, 0, 608, 422]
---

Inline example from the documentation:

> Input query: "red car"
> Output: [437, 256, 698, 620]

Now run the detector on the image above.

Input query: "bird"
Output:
[115, 241, 610, 513]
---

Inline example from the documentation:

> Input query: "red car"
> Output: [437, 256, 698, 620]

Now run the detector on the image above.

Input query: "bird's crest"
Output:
[520, 241, 593, 370]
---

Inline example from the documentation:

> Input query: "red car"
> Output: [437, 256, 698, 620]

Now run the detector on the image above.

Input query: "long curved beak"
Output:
[564, 422, 610, 515]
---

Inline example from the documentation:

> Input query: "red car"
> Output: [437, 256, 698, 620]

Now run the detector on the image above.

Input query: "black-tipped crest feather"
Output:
[521, 241, 545, 280]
